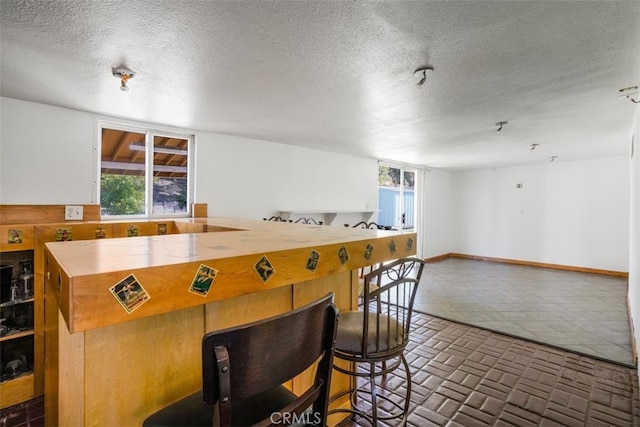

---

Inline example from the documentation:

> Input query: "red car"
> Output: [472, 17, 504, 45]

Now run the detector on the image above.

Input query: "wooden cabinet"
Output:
[0, 204, 200, 409]
[0, 206, 102, 408]
[2, 205, 407, 421]
[43, 217, 416, 426]
[0, 225, 36, 408]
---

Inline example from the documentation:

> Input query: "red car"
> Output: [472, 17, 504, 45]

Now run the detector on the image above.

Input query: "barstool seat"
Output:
[334, 311, 404, 353]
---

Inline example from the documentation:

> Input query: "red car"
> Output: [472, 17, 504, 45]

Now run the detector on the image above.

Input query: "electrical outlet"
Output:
[65, 205, 83, 220]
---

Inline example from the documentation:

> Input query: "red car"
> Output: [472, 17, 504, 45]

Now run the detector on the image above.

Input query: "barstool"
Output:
[143, 293, 338, 426]
[328, 257, 425, 425]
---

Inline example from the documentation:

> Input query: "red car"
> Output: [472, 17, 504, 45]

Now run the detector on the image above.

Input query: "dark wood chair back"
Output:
[202, 293, 338, 426]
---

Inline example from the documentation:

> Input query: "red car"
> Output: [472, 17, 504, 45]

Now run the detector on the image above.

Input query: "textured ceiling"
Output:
[1, 1, 639, 170]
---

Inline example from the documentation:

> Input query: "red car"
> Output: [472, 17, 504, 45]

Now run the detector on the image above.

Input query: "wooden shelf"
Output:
[0, 329, 34, 342]
[0, 373, 35, 408]
[0, 297, 34, 308]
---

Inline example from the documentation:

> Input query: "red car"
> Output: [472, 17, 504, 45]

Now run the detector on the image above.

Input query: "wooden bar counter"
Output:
[43, 217, 417, 426]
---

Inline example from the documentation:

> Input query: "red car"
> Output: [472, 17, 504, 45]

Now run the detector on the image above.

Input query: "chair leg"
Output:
[401, 353, 412, 426]
[330, 356, 413, 426]
[374, 355, 411, 425]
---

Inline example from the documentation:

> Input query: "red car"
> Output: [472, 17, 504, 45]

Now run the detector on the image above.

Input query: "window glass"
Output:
[152, 135, 189, 215]
[99, 125, 192, 218]
[100, 128, 146, 216]
[378, 164, 416, 230]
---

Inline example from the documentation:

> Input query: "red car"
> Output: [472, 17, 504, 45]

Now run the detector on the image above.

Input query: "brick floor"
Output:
[338, 312, 640, 426]
[0, 396, 43, 427]
[2, 312, 638, 426]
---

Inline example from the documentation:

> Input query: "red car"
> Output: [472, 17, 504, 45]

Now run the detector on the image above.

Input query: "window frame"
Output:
[377, 161, 417, 232]
[96, 120, 195, 219]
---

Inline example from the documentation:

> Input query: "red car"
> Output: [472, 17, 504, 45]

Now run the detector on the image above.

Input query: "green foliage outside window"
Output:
[100, 174, 145, 215]
[379, 166, 401, 187]
[378, 166, 415, 188]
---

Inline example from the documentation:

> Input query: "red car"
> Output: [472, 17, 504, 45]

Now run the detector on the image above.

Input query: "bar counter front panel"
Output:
[43, 218, 417, 426]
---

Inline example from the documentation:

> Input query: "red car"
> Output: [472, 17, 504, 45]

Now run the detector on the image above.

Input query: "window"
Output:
[378, 163, 416, 230]
[99, 123, 194, 218]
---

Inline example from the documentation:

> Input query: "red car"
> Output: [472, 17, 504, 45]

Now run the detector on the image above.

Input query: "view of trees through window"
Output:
[100, 127, 191, 217]
[378, 165, 415, 188]
[100, 174, 145, 216]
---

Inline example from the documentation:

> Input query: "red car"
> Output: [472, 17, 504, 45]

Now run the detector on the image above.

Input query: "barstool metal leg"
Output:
[401, 353, 412, 426]
[369, 362, 378, 426]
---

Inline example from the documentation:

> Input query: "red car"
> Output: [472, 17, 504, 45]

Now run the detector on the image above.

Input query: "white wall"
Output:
[452, 158, 630, 272]
[195, 131, 377, 221]
[0, 97, 378, 226]
[629, 103, 640, 363]
[0, 97, 96, 204]
[2, 97, 628, 274]
[421, 169, 455, 258]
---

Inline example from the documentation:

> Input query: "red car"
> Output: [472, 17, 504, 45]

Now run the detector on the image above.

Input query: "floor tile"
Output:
[336, 313, 640, 427]
[413, 258, 633, 366]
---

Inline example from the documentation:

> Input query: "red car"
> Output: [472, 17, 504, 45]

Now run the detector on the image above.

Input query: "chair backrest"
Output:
[361, 257, 425, 358]
[351, 221, 382, 229]
[294, 217, 321, 225]
[202, 293, 338, 426]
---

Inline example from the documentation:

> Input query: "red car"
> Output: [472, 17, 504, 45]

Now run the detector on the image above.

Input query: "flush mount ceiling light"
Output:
[112, 66, 135, 91]
[618, 85, 639, 103]
[414, 66, 434, 86]
[495, 121, 508, 133]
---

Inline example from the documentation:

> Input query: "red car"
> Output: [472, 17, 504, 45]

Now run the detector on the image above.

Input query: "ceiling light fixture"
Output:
[112, 66, 135, 91]
[414, 66, 434, 86]
[618, 86, 639, 103]
[495, 121, 508, 133]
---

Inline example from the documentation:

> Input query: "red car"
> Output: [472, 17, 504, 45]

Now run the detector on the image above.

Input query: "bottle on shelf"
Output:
[10, 280, 19, 302]
[18, 260, 33, 299]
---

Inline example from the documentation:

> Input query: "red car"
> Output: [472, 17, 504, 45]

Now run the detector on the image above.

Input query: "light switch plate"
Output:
[65, 205, 83, 220]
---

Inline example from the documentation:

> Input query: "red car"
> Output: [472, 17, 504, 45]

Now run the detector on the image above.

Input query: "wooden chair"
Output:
[328, 258, 425, 426]
[143, 293, 339, 427]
